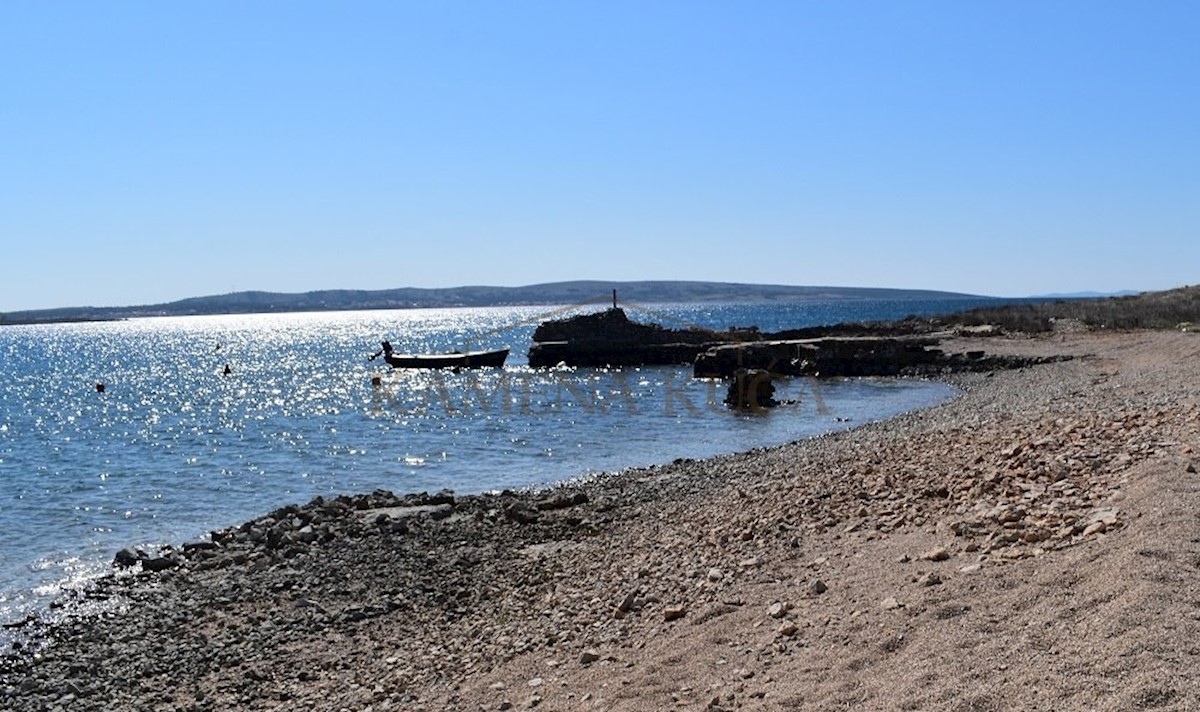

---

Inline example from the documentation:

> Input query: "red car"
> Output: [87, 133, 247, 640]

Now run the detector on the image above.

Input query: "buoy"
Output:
[223, 363, 232, 375]
[96, 382, 106, 393]
[371, 375, 382, 388]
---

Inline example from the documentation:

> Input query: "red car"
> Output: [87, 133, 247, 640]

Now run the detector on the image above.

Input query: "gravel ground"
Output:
[3, 329, 1199, 711]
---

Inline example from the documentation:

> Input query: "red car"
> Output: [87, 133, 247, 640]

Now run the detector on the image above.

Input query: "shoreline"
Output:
[0, 367, 955, 635]
[0, 376, 958, 645]
[4, 330, 1200, 710]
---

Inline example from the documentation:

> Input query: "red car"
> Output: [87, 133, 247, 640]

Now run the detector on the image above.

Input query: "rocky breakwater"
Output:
[528, 307, 727, 367]
[694, 335, 1069, 378]
[527, 309, 1063, 378]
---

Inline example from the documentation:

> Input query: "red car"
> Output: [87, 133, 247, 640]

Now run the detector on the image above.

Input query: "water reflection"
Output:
[0, 307, 955, 628]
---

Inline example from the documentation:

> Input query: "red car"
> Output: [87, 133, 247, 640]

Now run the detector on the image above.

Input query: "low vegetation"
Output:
[771, 285, 1200, 339]
[954, 285, 1200, 333]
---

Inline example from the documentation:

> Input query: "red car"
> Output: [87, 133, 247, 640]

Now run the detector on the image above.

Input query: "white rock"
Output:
[920, 547, 951, 562]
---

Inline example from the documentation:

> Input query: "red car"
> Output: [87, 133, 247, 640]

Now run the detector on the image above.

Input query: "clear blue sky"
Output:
[2, 2, 1197, 311]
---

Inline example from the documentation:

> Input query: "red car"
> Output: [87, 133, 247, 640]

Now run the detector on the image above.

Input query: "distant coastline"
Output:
[0, 280, 993, 326]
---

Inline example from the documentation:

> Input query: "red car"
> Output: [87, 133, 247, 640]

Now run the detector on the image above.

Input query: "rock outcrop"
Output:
[694, 337, 943, 378]
[694, 337, 1071, 378]
[528, 309, 1067, 377]
[528, 308, 724, 367]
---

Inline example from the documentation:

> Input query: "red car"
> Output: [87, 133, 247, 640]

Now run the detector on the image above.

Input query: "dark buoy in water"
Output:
[223, 363, 232, 376]
[371, 375, 382, 388]
[95, 382, 106, 393]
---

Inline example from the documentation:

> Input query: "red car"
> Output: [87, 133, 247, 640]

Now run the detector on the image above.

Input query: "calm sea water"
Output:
[0, 299, 992, 627]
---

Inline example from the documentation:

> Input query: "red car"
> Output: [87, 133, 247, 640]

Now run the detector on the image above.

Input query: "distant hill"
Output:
[0, 280, 992, 325]
[1029, 290, 1141, 299]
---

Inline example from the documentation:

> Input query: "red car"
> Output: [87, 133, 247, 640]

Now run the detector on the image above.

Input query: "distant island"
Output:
[0, 280, 993, 325]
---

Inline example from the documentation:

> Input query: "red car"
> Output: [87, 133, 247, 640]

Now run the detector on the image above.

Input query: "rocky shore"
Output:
[4, 330, 1200, 710]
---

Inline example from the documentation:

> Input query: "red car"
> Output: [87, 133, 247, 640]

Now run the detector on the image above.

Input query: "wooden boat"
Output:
[373, 341, 509, 369]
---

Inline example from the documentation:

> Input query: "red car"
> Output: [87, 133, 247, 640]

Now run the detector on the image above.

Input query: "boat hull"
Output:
[382, 348, 509, 369]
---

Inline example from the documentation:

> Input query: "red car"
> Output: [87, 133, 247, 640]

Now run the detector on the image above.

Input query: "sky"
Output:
[1, 2, 1197, 311]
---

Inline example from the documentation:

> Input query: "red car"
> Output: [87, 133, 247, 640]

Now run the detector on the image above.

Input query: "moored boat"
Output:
[372, 341, 509, 369]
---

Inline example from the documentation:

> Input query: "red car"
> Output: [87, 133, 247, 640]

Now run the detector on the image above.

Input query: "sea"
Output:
[0, 297, 1000, 630]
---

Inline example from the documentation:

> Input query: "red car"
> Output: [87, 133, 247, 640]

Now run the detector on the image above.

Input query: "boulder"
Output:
[724, 369, 779, 410]
[141, 556, 177, 573]
[112, 548, 140, 569]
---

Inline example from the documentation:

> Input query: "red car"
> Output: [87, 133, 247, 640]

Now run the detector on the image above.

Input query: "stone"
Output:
[536, 492, 589, 511]
[768, 602, 787, 619]
[664, 605, 687, 622]
[112, 548, 140, 569]
[707, 568, 724, 582]
[505, 505, 540, 525]
[809, 579, 828, 595]
[881, 596, 903, 610]
[579, 650, 601, 665]
[917, 572, 942, 587]
[1086, 507, 1120, 526]
[778, 622, 799, 637]
[141, 556, 177, 573]
[724, 369, 779, 410]
[920, 547, 951, 562]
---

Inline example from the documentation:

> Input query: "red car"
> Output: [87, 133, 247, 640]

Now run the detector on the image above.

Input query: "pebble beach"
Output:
[3, 329, 1199, 711]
